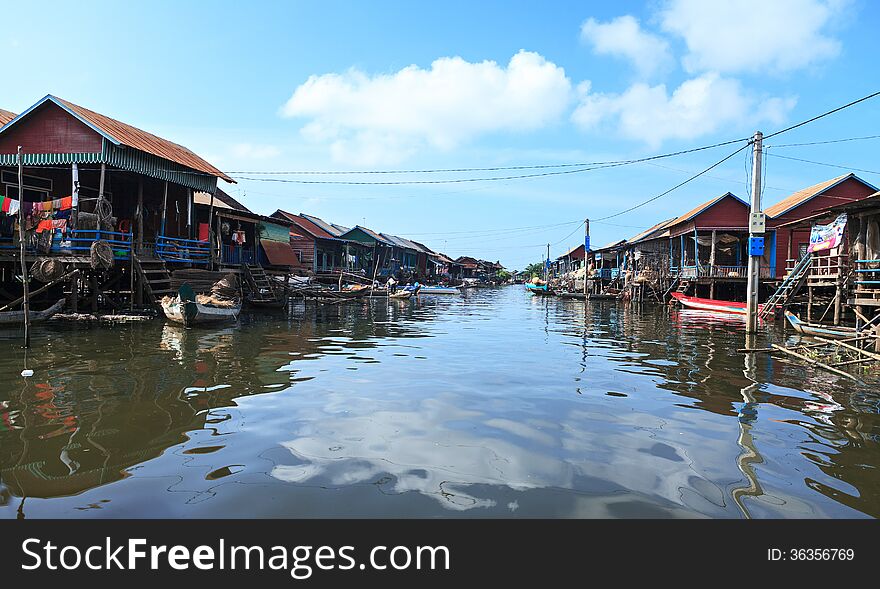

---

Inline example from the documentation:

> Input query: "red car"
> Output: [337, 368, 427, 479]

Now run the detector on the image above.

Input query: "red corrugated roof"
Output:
[764, 174, 851, 218]
[52, 96, 233, 183]
[274, 210, 338, 240]
[0, 109, 16, 127]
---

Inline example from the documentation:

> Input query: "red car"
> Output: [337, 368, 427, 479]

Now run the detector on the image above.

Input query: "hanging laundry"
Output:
[232, 230, 246, 245]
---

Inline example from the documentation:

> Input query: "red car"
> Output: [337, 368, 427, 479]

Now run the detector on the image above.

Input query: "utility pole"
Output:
[584, 218, 590, 298]
[746, 131, 764, 333]
[545, 243, 550, 282]
[17, 146, 30, 348]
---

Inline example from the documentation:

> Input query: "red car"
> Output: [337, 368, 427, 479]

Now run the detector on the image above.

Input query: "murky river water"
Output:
[1, 286, 878, 518]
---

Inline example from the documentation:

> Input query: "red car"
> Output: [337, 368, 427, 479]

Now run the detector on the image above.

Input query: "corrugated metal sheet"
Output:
[103, 141, 217, 193]
[0, 151, 103, 166]
[261, 240, 298, 267]
[53, 96, 233, 183]
[0, 109, 16, 127]
[764, 174, 864, 218]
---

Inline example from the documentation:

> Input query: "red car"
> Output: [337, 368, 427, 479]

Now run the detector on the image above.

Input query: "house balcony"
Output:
[155, 235, 211, 265]
[672, 264, 773, 280]
[0, 229, 133, 260]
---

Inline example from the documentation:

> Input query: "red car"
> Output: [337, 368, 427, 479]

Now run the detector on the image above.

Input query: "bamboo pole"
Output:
[771, 344, 858, 380]
[16, 146, 30, 348]
[0, 270, 79, 312]
[815, 337, 880, 362]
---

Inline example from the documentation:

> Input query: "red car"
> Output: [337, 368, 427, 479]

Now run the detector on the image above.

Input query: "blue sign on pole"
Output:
[584, 236, 590, 251]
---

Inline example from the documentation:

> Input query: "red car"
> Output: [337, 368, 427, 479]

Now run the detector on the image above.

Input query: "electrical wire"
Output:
[764, 152, 880, 175]
[763, 90, 880, 140]
[768, 134, 880, 148]
[592, 143, 751, 222]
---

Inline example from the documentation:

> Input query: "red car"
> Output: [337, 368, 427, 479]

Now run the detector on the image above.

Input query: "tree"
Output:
[523, 262, 544, 279]
[496, 269, 511, 282]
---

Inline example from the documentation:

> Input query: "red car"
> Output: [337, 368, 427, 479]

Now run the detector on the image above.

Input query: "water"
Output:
[1, 286, 878, 518]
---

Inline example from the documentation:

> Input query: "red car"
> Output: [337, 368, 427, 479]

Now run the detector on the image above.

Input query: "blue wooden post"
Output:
[693, 227, 699, 274]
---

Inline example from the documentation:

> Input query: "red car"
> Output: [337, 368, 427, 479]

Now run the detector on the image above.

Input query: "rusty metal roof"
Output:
[2, 95, 233, 183]
[0, 109, 16, 127]
[763, 173, 875, 218]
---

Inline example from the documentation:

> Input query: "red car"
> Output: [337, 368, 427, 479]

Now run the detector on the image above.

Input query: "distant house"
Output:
[339, 225, 399, 277]
[271, 210, 366, 275]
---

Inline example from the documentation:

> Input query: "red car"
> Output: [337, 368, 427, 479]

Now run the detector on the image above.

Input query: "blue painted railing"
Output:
[221, 244, 255, 265]
[156, 235, 210, 265]
[0, 229, 133, 259]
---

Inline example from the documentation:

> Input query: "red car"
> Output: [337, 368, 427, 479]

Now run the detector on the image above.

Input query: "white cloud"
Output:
[230, 142, 281, 159]
[281, 50, 573, 165]
[580, 15, 674, 78]
[659, 0, 846, 74]
[573, 73, 796, 147]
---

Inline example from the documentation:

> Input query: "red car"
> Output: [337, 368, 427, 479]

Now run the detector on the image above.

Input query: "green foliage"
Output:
[523, 262, 544, 279]
[496, 269, 512, 281]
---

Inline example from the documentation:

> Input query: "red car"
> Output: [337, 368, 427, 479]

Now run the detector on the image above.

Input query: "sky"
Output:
[3, 0, 880, 269]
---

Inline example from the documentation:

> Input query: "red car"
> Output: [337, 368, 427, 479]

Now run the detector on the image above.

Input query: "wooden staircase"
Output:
[758, 254, 812, 320]
[134, 255, 174, 304]
[244, 264, 278, 304]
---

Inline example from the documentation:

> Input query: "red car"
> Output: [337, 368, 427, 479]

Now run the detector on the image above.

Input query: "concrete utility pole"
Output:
[584, 218, 590, 298]
[745, 131, 764, 333]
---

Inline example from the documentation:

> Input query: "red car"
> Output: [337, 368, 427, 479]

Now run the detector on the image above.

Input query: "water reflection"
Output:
[1, 288, 878, 518]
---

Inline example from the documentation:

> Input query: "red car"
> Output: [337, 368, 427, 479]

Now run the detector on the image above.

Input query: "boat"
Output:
[0, 298, 65, 325]
[784, 310, 858, 339]
[161, 284, 241, 328]
[525, 283, 552, 295]
[670, 292, 764, 316]
[388, 290, 413, 300]
[556, 292, 586, 300]
[403, 285, 460, 295]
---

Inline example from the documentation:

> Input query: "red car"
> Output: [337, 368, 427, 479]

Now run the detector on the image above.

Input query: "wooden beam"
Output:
[771, 344, 859, 380]
[815, 336, 880, 362]
[0, 270, 79, 312]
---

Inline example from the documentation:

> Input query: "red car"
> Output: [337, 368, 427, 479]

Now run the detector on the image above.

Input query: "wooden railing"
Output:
[156, 235, 210, 265]
[808, 253, 847, 279]
[675, 264, 772, 279]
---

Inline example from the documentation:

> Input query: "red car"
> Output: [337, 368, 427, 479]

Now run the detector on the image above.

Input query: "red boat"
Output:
[670, 292, 765, 316]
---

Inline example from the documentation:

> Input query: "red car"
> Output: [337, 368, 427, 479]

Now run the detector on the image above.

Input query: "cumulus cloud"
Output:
[572, 73, 796, 147]
[230, 143, 281, 159]
[580, 15, 674, 78]
[659, 0, 845, 74]
[280, 50, 573, 165]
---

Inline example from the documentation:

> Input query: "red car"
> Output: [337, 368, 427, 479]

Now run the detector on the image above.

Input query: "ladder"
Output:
[675, 279, 690, 294]
[133, 255, 174, 304]
[244, 264, 278, 303]
[758, 253, 812, 319]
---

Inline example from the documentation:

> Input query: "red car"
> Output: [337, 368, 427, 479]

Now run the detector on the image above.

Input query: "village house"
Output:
[0, 94, 239, 311]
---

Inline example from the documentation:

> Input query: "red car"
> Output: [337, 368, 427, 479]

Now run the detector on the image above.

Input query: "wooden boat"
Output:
[388, 290, 413, 300]
[556, 292, 586, 300]
[161, 284, 241, 328]
[670, 292, 764, 316]
[784, 310, 858, 339]
[403, 285, 459, 295]
[0, 298, 65, 325]
[525, 283, 552, 295]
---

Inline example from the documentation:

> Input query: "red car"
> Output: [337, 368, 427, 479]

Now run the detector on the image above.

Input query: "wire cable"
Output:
[764, 152, 880, 175]
[763, 90, 880, 140]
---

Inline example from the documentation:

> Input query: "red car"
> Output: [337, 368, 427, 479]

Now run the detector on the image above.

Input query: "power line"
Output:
[764, 152, 880, 175]
[593, 143, 751, 222]
[768, 134, 880, 148]
[763, 90, 880, 140]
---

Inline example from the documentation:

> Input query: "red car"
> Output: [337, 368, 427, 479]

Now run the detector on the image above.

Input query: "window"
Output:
[798, 243, 808, 260]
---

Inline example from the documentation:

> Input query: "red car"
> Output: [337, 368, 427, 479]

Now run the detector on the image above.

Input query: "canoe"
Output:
[0, 298, 65, 324]
[556, 292, 586, 300]
[161, 284, 241, 328]
[670, 292, 764, 315]
[389, 290, 413, 300]
[784, 310, 858, 339]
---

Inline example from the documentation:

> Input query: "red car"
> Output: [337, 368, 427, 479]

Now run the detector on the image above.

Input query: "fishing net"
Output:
[90, 240, 114, 270]
[30, 258, 65, 282]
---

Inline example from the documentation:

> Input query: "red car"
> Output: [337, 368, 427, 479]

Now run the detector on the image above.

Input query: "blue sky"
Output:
[4, 0, 879, 269]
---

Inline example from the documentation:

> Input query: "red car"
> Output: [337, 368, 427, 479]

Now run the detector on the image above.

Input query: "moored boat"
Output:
[670, 292, 764, 316]
[0, 298, 65, 325]
[403, 285, 459, 294]
[389, 290, 413, 300]
[161, 285, 241, 328]
[784, 310, 858, 339]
